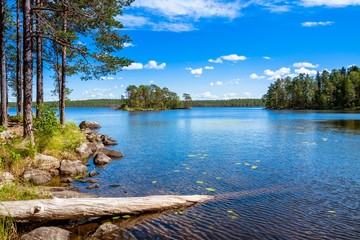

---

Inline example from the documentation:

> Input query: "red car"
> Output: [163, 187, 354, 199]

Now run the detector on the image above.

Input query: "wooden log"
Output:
[0, 195, 213, 221]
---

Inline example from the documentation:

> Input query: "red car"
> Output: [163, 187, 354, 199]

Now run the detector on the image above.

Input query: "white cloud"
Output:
[243, 92, 252, 97]
[294, 67, 318, 75]
[115, 14, 197, 32]
[293, 62, 319, 68]
[82, 88, 118, 99]
[250, 73, 265, 79]
[115, 14, 149, 28]
[144, 60, 166, 70]
[204, 66, 215, 70]
[210, 81, 224, 86]
[151, 22, 197, 32]
[100, 76, 115, 80]
[263, 56, 271, 60]
[198, 91, 220, 99]
[209, 54, 247, 64]
[191, 68, 203, 75]
[300, 0, 360, 7]
[302, 21, 334, 27]
[186, 67, 203, 76]
[251, 1, 292, 12]
[123, 43, 135, 48]
[223, 93, 239, 99]
[123, 62, 144, 70]
[132, 0, 242, 19]
[264, 67, 291, 80]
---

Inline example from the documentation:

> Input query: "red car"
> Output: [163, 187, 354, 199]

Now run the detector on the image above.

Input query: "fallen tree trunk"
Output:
[0, 195, 213, 221]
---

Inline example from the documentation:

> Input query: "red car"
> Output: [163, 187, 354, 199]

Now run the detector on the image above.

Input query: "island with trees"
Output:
[262, 66, 360, 110]
[122, 84, 192, 110]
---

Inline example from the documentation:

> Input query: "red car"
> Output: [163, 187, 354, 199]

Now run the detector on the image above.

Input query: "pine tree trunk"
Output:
[0, 0, 8, 128]
[60, 5, 67, 126]
[16, 0, 23, 117]
[36, 0, 43, 118]
[23, 0, 34, 144]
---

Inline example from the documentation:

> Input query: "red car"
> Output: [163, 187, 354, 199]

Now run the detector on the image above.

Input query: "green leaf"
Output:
[227, 210, 234, 213]
[205, 188, 216, 192]
[122, 215, 131, 219]
[196, 180, 204, 184]
[251, 166, 258, 170]
[112, 216, 121, 220]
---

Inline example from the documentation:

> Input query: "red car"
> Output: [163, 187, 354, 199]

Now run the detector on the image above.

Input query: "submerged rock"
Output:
[86, 183, 100, 190]
[22, 169, 52, 185]
[97, 147, 124, 159]
[94, 152, 112, 165]
[20, 226, 72, 240]
[101, 135, 118, 146]
[90, 223, 120, 240]
[60, 160, 88, 176]
[89, 170, 100, 177]
[79, 120, 101, 130]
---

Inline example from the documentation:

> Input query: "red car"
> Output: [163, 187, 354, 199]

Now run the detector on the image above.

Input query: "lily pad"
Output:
[122, 215, 131, 219]
[205, 188, 216, 192]
[196, 180, 204, 184]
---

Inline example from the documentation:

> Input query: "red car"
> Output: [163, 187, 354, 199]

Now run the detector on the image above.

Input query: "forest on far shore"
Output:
[8, 98, 264, 108]
[262, 66, 360, 110]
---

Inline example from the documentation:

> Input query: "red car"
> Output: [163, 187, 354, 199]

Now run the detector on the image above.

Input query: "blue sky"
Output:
[35, 0, 360, 101]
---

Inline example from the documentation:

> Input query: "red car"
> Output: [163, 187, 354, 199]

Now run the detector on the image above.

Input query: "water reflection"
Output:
[320, 119, 360, 132]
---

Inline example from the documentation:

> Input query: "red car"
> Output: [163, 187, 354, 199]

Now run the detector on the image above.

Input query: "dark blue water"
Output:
[45, 108, 360, 239]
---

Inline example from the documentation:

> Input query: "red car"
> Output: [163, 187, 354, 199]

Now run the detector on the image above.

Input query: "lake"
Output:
[21, 107, 360, 239]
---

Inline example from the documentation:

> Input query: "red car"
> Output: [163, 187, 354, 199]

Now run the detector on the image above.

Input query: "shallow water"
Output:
[18, 107, 360, 239]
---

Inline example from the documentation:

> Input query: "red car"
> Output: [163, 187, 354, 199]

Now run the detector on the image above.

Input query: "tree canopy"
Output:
[262, 66, 360, 110]
[0, 0, 134, 142]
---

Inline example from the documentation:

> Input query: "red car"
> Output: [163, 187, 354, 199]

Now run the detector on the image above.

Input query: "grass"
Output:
[0, 216, 17, 240]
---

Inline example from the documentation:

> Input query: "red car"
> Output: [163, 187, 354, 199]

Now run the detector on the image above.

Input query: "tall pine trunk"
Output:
[0, 0, 7, 127]
[16, 0, 23, 117]
[36, 0, 43, 118]
[60, 5, 67, 126]
[23, 0, 34, 144]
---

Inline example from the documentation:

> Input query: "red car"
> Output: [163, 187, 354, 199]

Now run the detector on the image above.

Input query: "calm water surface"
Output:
[63, 107, 360, 239]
